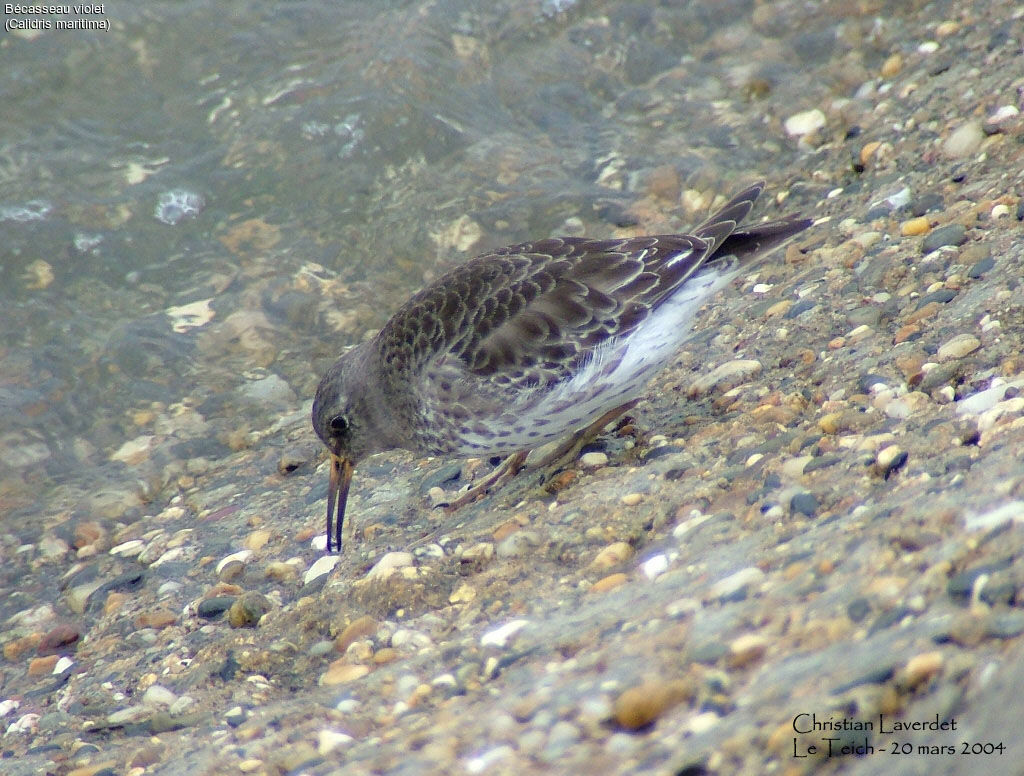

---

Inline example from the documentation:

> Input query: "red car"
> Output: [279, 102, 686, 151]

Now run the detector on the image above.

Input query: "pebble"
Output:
[466, 745, 513, 774]
[336, 615, 377, 653]
[620, 492, 643, 506]
[901, 651, 943, 689]
[784, 108, 826, 137]
[956, 379, 1024, 415]
[580, 451, 608, 469]
[873, 446, 908, 479]
[304, 555, 340, 585]
[495, 530, 541, 559]
[727, 634, 769, 668]
[590, 573, 628, 593]
[942, 120, 984, 158]
[937, 333, 980, 361]
[364, 551, 415, 581]
[985, 104, 1019, 129]
[790, 491, 818, 517]
[196, 596, 234, 619]
[612, 679, 694, 730]
[390, 628, 432, 650]
[136, 607, 177, 630]
[879, 53, 902, 78]
[243, 530, 271, 551]
[640, 553, 669, 579]
[542, 720, 581, 760]
[264, 561, 299, 582]
[37, 624, 80, 655]
[459, 542, 495, 567]
[109, 539, 145, 558]
[427, 486, 449, 507]
[850, 230, 882, 249]
[215, 550, 252, 578]
[921, 223, 967, 253]
[321, 661, 371, 686]
[27, 655, 58, 676]
[142, 684, 177, 708]
[688, 359, 762, 396]
[590, 541, 634, 569]
[228, 592, 272, 628]
[900, 216, 930, 236]
[317, 729, 353, 755]
[963, 501, 1024, 532]
[107, 705, 149, 725]
[480, 619, 529, 648]
[709, 567, 765, 601]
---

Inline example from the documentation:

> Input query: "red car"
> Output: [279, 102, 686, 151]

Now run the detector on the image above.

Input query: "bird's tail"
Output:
[717, 215, 813, 264]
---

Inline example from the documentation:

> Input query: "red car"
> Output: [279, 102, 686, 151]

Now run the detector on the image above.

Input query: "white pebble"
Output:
[51, 657, 73, 675]
[784, 108, 826, 137]
[466, 745, 514, 774]
[318, 729, 354, 755]
[215, 550, 252, 576]
[943, 121, 984, 158]
[480, 619, 530, 648]
[303, 555, 340, 585]
[709, 567, 765, 599]
[109, 539, 145, 557]
[640, 553, 669, 579]
[987, 105, 1018, 125]
[142, 684, 177, 708]
[964, 501, 1024, 532]
[365, 551, 414, 580]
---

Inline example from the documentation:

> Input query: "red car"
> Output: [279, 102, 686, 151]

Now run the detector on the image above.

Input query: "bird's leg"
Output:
[522, 399, 639, 476]
[442, 399, 639, 512]
[443, 450, 528, 513]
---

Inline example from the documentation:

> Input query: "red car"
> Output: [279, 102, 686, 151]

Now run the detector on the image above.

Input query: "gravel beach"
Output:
[2, 1, 1023, 775]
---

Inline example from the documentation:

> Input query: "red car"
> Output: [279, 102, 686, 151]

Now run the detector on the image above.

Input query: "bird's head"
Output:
[311, 344, 377, 552]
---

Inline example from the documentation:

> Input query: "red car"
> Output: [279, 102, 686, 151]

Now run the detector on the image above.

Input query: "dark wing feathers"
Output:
[377, 181, 808, 386]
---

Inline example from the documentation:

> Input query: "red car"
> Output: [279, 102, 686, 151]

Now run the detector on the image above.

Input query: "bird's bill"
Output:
[326, 454, 354, 553]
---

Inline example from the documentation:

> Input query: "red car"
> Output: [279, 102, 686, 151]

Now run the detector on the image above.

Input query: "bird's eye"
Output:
[329, 414, 349, 433]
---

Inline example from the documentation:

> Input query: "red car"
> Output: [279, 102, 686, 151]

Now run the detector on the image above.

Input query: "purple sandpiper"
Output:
[312, 181, 811, 552]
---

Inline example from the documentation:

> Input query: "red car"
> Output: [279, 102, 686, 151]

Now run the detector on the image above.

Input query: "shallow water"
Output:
[0, 0, 833, 539]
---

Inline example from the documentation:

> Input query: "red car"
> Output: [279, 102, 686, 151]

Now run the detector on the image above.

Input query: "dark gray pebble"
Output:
[868, 606, 912, 634]
[846, 306, 881, 327]
[916, 288, 957, 308]
[846, 597, 871, 622]
[918, 362, 961, 392]
[643, 444, 686, 462]
[690, 641, 729, 663]
[197, 596, 236, 619]
[910, 192, 944, 217]
[858, 373, 891, 393]
[921, 224, 967, 253]
[784, 298, 817, 319]
[278, 442, 320, 475]
[987, 612, 1024, 639]
[946, 559, 1014, 600]
[790, 491, 818, 517]
[967, 256, 995, 278]
[831, 664, 896, 694]
[804, 454, 842, 474]
[419, 462, 462, 492]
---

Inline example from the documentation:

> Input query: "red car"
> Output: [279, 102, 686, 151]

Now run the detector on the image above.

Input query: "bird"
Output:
[312, 181, 812, 552]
